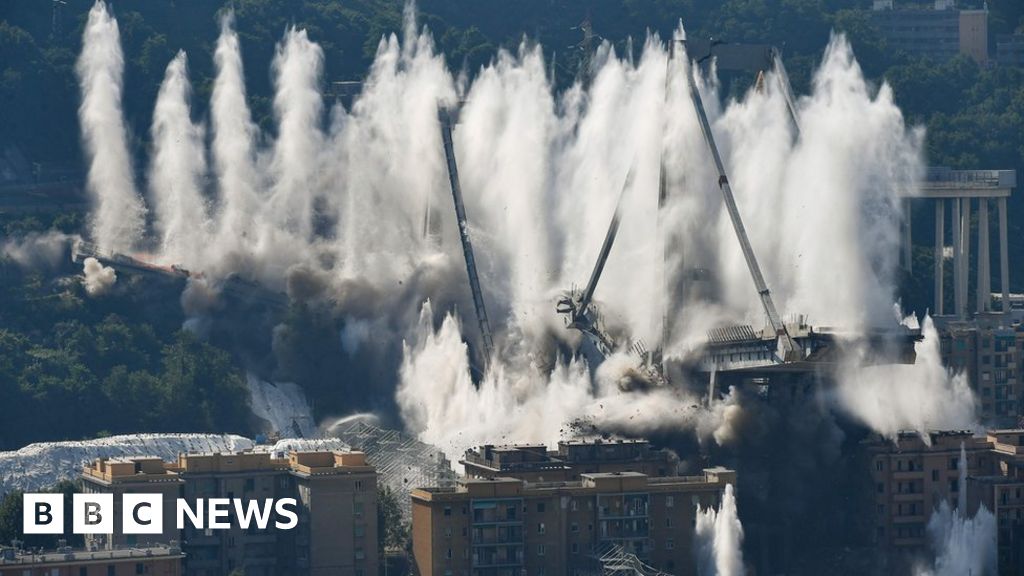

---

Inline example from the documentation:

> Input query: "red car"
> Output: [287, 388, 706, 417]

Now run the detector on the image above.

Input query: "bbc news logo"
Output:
[23, 494, 298, 535]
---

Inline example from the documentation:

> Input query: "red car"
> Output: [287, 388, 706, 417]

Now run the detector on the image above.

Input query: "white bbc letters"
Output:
[23, 493, 64, 534]
[123, 493, 163, 534]
[25, 493, 299, 535]
[73, 493, 113, 534]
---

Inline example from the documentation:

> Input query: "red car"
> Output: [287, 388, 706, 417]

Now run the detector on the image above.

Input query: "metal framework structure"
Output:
[328, 419, 456, 519]
[595, 544, 671, 576]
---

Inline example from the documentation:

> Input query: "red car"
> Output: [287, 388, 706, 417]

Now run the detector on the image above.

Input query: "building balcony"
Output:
[892, 492, 925, 502]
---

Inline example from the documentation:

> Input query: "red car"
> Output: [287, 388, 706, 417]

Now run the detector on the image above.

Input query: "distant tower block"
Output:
[905, 168, 1017, 318]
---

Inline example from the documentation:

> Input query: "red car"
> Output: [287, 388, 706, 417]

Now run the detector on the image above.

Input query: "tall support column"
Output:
[952, 197, 963, 318]
[962, 197, 971, 317]
[999, 196, 1010, 312]
[977, 198, 990, 313]
[935, 199, 945, 315]
[903, 198, 913, 273]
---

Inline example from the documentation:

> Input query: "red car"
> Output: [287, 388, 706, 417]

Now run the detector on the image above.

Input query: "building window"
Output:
[355, 525, 366, 537]
[355, 480, 363, 491]
[666, 496, 674, 508]
[875, 460, 884, 471]
[245, 478, 254, 492]
[355, 548, 365, 560]
[445, 527, 452, 537]
[931, 470, 939, 481]
[666, 539, 675, 550]
[135, 564, 144, 575]
[538, 545, 546, 557]
[571, 499, 578, 511]
[666, 517, 673, 528]
[571, 522, 579, 533]
[446, 548, 452, 559]
[444, 506, 452, 517]
[537, 502, 546, 513]
[538, 522, 546, 534]
[572, 543, 579, 553]
[355, 502, 364, 518]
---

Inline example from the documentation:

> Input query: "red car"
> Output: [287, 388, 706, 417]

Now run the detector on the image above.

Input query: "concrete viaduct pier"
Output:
[903, 167, 1016, 318]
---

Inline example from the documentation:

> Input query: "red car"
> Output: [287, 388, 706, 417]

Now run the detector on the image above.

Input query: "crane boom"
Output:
[681, 43, 799, 360]
[438, 105, 495, 363]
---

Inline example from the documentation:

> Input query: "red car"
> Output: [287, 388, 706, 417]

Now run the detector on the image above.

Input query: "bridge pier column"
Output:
[977, 198, 990, 312]
[962, 197, 971, 317]
[953, 198, 963, 319]
[935, 199, 944, 316]
[999, 196, 1010, 312]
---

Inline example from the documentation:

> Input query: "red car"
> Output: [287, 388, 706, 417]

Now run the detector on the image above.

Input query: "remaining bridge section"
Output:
[904, 168, 1017, 318]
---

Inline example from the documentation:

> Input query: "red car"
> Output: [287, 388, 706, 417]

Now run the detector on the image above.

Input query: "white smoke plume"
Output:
[916, 443, 998, 576]
[695, 483, 746, 576]
[264, 27, 324, 251]
[833, 314, 979, 441]
[76, 1, 146, 253]
[150, 51, 211, 267]
[210, 12, 261, 269]
[1, 232, 77, 271]
[73, 1, 977, 452]
[711, 35, 922, 332]
[82, 256, 116, 295]
[396, 302, 738, 461]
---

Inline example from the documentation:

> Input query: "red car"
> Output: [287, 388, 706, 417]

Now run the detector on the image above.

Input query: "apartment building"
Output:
[461, 439, 676, 483]
[865, 430, 993, 549]
[867, 429, 1024, 575]
[967, 430, 1024, 575]
[80, 450, 377, 576]
[869, 1, 989, 65]
[939, 317, 1024, 424]
[80, 457, 183, 551]
[0, 545, 183, 576]
[411, 467, 736, 576]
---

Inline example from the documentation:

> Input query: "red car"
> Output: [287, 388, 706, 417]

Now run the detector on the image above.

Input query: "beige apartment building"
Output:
[967, 430, 1024, 575]
[866, 430, 993, 550]
[0, 545, 183, 576]
[80, 457, 183, 550]
[461, 439, 676, 483]
[411, 467, 736, 576]
[867, 429, 1024, 575]
[80, 450, 377, 576]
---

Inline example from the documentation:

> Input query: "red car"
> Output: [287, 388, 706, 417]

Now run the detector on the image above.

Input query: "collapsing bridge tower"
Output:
[438, 104, 495, 366]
